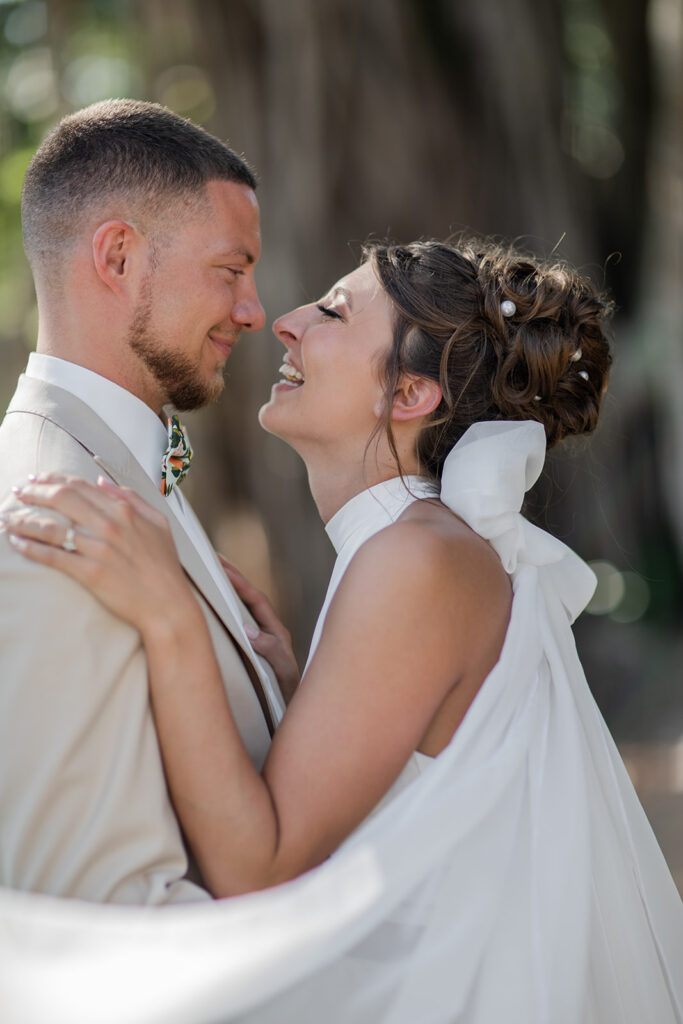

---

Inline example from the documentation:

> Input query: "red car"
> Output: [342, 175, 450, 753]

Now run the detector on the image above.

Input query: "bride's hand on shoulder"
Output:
[2, 473, 197, 638]
[218, 555, 300, 702]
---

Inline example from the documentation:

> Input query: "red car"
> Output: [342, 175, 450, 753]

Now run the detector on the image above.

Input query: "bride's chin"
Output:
[258, 400, 294, 442]
[257, 401, 275, 432]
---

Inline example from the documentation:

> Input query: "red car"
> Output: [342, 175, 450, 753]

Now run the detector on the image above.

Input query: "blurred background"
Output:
[0, 0, 681, 891]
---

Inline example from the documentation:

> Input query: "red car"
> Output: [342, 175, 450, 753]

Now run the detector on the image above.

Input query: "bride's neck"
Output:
[305, 452, 420, 524]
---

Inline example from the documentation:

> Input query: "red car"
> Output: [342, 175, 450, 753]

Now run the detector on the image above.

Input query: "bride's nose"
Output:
[272, 305, 309, 348]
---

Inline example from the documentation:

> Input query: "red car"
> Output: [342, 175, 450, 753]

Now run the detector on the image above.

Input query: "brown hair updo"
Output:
[364, 237, 613, 479]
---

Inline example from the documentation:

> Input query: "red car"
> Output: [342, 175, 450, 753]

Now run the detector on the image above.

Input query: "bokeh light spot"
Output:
[565, 19, 612, 70]
[154, 65, 215, 122]
[610, 571, 651, 624]
[4, 0, 46, 46]
[61, 55, 142, 108]
[0, 147, 33, 204]
[5, 47, 58, 122]
[586, 560, 626, 615]
[586, 561, 651, 623]
[570, 123, 624, 179]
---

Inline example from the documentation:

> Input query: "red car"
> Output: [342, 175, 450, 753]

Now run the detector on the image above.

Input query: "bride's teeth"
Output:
[278, 363, 305, 384]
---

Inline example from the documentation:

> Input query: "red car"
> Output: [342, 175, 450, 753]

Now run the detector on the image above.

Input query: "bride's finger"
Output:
[219, 557, 259, 597]
[220, 560, 265, 607]
[21, 471, 72, 487]
[96, 477, 167, 527]
[12, 478, 134, 534]
[21, 472, 157, 525]
[1, 512, 100, 557]
[221, 563, 291, 642]
[7, 532, 102, 587]
[218, 555, 246, 582]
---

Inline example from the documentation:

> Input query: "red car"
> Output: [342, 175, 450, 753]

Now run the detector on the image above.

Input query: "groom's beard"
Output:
[127, 276, 225, 412]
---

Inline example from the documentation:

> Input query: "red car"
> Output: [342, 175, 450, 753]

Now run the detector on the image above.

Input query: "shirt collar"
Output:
[25, 353, 169, 485]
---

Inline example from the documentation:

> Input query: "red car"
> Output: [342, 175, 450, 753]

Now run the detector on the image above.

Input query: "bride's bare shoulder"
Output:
[394, 497, 509, 591]
[341, 496, 511, 635]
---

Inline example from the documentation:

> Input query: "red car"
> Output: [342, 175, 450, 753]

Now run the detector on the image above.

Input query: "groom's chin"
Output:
[171, 373, 225, 412]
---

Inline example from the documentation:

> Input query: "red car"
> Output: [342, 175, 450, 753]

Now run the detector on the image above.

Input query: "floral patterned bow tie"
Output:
[161, 415, 193, 496]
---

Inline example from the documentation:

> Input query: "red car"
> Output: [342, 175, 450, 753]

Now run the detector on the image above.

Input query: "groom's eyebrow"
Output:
[215, 247, 257, 265]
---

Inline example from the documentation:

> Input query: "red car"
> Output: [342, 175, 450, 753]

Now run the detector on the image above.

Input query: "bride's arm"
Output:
[3, 475, 509, 896]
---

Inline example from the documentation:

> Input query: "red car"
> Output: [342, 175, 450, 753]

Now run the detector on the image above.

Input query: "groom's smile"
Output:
[208, 331, 240, 361]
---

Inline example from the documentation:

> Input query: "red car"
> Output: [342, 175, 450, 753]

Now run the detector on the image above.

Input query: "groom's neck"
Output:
[34, 316, 166, 415]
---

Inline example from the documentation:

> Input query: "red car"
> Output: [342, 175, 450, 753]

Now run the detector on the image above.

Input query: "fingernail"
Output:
[245, 624, 259, 640]
[8, 534, 26, 550]
[11, 486, 21, 495]
[27, 474, 36, 483]
[97, 475, 106, 486]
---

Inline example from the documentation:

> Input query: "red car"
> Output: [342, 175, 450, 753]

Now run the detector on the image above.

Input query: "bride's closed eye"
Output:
[316, 303, 344, 321]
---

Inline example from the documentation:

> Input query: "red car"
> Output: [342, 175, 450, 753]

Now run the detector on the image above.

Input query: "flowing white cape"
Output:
[1, 421, 681, 1023]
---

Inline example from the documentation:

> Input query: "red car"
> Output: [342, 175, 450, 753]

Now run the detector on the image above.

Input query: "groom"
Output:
[0, 100, 284, 903]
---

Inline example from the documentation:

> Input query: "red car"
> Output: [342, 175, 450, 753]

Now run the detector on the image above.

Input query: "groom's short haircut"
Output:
[22, 98, 256, 278]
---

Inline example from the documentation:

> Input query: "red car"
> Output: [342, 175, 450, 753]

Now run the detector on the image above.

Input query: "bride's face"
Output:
[259, 263, 395, 455]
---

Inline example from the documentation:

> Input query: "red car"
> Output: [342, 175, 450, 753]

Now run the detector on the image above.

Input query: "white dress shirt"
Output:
[25, 353, 284, 721]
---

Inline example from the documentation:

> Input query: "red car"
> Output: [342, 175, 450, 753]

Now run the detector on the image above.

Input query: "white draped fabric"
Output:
[2, 420, 682, 1024]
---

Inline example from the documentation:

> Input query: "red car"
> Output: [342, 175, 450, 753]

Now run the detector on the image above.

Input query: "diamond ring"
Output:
[62, 526, 78, 553]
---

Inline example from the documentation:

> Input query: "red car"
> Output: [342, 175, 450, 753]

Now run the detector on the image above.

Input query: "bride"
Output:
[5, 237, 683, 1022]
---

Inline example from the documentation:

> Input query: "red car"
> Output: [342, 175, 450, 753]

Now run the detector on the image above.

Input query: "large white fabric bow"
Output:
[440, 420, 597, 622]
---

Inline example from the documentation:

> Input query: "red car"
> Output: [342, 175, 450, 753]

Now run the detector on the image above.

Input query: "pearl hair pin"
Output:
[570, 348, 582, 362]
[578, 370, 589, 381]
[501, 300, 517, 317]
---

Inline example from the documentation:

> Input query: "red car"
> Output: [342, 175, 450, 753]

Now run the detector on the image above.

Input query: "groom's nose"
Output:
[233, 283, 266, 333]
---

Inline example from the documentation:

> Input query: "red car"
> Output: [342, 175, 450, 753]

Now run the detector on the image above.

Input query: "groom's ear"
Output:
[91, 220, 143, 295]
[388, 375, 442, 422]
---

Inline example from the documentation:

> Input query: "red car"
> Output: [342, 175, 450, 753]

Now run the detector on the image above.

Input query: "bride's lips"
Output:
[209, 333, 238, 359]
[272, 380, 301, 393]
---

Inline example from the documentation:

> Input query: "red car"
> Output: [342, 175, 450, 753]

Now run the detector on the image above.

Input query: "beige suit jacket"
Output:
[0, 375, 282, 904]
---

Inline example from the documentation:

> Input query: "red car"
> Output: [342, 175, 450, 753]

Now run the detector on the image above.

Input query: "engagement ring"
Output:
[62, 526, 78, 553]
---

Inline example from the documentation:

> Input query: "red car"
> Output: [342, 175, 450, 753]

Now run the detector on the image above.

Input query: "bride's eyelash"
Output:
[316, 303, 344, 320]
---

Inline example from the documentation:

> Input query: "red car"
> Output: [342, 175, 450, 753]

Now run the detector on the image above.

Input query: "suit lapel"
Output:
[93, 454, 261, 655]
[6, 376, 269, 684]
[93, 453, 277, 737]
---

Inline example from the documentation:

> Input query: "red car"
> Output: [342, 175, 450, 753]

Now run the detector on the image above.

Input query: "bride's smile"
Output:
[277, 357, 305, 385]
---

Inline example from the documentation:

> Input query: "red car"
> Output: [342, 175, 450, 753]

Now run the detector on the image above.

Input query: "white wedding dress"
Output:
[1, 421, 682, 1024]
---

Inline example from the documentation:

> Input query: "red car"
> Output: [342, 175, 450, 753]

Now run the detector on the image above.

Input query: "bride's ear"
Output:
[384, 375, 442, 423]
